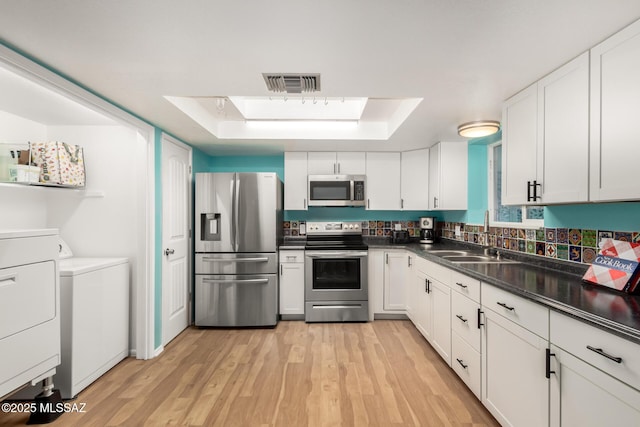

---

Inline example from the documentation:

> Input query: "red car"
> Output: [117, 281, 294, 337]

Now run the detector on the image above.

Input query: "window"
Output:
[488, 142, 543, 227]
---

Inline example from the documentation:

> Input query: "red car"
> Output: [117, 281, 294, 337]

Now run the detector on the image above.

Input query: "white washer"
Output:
[57, 257, 129, 399]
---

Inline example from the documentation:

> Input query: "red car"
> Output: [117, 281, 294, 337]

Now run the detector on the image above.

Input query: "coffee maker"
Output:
[419, 217, 436, 244]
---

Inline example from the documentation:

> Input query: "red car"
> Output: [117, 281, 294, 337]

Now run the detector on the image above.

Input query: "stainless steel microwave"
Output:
[308, 175, 366, 207]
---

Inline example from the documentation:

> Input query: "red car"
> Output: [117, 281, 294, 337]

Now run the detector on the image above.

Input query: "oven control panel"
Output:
[306, 221, 362, 234]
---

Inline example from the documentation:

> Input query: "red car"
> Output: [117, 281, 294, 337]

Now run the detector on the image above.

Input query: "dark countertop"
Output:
[279, 238, 306, 250]
[367, 239, 640, 345]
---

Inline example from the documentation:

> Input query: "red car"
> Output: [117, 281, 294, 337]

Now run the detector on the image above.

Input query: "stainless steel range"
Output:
[304, 221, 368, 322]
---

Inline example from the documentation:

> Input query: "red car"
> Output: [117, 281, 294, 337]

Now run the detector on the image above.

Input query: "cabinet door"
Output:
[482, 307, 549, 427]
[430, 278, 451, 365]
[307, 152, 336, 175]
[336, 152, 366, 175]
[405, 254, 416, 321]
[502, 83, 538, 206]
[366, 152, 401, 210]
[549, 345, 640, 427]
[438, 142, 467, 210]
[428, 143, 440, 209]
[284, 152, 308, 210]
[400, 149, 429, 210]
[538, 52, 589, 204]
[590, 20, 640, 201]
[383, 251, 407, 311]
[414, 269, 432, 341]
[279, 260, 305, 316]
[368, 249, 385, 315]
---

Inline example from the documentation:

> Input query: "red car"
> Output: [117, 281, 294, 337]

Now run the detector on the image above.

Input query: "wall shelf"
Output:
[0, 182, 104, 198]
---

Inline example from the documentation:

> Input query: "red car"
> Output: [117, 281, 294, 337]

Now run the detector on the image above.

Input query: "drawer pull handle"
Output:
[456, 358, 468, 369]
[497, 301, 515, 311]
[586, 345, 622, 364]
[455, 282, 468, 289]
[456, 314, 468, 323]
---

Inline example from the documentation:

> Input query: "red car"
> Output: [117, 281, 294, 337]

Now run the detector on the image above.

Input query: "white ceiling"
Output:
[1, 0, 640, 155]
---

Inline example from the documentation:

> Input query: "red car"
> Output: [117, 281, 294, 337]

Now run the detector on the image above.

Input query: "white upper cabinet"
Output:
[400, 148, 429, 210]
[501, 83, 539, 206]
[590, 19, 640, 201]
[366, 152, 401, 210]
[428, 142, 467, 210]
[283, 152, 308, 210]
[537, 52, 589, 204]
[307, 152, 365, 175]
[502, 52, 589, 205]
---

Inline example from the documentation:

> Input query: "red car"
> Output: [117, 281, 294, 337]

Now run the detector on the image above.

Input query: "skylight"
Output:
[164, 95, 422, 140]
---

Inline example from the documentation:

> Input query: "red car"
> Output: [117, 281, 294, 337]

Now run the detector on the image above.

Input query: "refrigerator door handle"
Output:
[201, 257, 270, 263]
[202, 278, 270, 285]
[232, 173, 238, 252]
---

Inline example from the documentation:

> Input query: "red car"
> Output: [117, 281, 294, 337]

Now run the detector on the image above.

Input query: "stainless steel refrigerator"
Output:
[194, 172, 282, 327]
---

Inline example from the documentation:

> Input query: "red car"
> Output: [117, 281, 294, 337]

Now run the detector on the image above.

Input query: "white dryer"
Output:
[57, 255, 129, 399]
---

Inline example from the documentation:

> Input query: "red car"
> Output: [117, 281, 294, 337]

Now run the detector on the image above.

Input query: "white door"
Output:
[161, 134, 191, 346]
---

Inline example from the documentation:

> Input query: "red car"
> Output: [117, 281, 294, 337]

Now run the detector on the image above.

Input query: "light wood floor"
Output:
[1, 320, 498, 426]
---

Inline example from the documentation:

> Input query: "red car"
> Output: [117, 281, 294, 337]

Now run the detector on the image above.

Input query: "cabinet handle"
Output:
[496, 301, 515, 311]
[527, 180, 542, 202]
[455, 282, 468, 289]
[456, 314, 468, 323]
[337, 163, 341, 174]
[586, 345, 623, 364]
[401, 199, 404, 209]
[367, 199, 370, 209]
[407, 256, 412, 267]
[433, 197, 438, 208]
[385, 253, 389, 264]
[545, 348, 556, 379]
[425, 278, 429, 294]
[304, 198, 307, 209]
[477, 308, 484, 329]
[456, 358, 468, 369]
[333, 163, 337, 174]
[280, 264, 283, 275]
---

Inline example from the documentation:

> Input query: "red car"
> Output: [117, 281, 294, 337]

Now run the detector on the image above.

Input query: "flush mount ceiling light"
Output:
[457, 120, 501, 138]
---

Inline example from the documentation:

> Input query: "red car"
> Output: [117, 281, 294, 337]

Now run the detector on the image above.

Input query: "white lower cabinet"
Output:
[549, 345, 640, 427]
[412, 257, 451, 365]
[452, 331, 481, 399]
[549, 311, 640, 426]
[279, 250, 305, 317]
[383, 250, 408, 311]
[369, 249, 407, 317]
[481, 287, 549, 427]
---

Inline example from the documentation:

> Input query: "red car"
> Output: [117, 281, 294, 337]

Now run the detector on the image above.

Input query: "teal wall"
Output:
[545, 203, 640, 231]
[205, 155, 285, 179]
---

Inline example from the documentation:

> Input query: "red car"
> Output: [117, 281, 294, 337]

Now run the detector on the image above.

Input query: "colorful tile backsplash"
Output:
[282, 220, 422, 237]
[440, 222, 640, 265]
[283, 220, 640, 266]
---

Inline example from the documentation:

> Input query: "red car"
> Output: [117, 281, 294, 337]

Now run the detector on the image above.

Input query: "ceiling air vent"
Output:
[262, 73, 320, 93]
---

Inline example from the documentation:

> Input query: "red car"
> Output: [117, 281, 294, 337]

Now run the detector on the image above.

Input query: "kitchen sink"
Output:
[425, 250, 469, 256]
[442, 255, 519, 264]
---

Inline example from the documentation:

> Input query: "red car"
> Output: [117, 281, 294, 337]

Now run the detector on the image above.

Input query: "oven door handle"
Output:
[305, 251, 368, 258]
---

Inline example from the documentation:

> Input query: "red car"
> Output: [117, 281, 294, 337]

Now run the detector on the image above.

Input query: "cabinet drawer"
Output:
[418, 259, 450, 284]
[0, 261, 56, 339]
[452, 332, 481, 399]
[482, 283, 549, 339]
[550, 311, 640, 391]
[450, 270, 480, 302]
[279, 250, 305, 263]
[451, 291, 481, 351]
